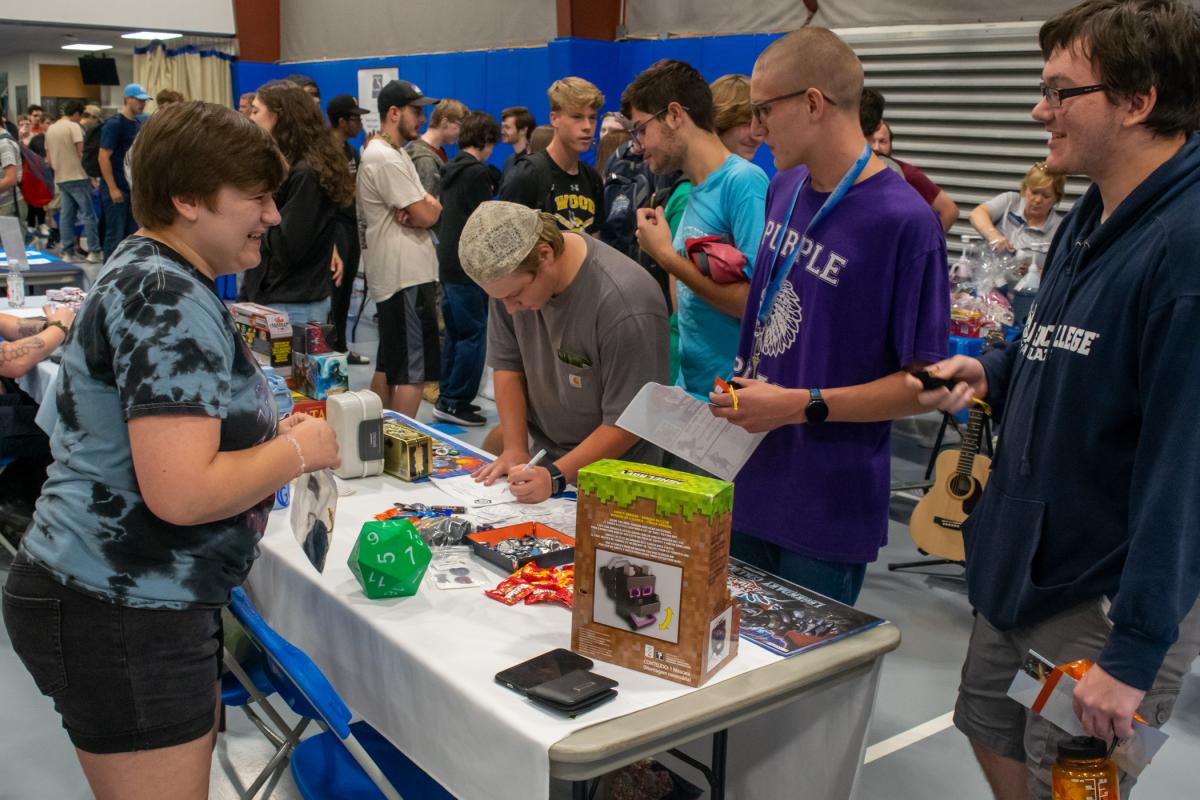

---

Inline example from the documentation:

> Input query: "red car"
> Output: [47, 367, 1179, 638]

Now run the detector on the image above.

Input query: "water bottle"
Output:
[6, 268, 24, 309]
[1051, 736, 1119, 800]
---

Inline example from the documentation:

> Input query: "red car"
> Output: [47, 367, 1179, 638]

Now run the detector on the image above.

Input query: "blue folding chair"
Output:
[227, 587, 454, 800]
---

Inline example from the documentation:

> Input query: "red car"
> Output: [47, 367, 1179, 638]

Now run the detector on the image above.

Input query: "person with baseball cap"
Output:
[356, 80, 442, 417]
[327, 94, 371, 363]
[461, 200, 668, 504]
[98, 84, 151, 259]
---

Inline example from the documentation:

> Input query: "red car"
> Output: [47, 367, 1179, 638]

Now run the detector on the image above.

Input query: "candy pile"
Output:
[485, 562, 574, 608]
[493, 534, 570, 562]
[45, 286, 86, 311]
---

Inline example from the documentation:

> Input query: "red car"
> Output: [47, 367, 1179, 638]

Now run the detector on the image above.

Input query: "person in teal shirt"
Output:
[627, 59, 768, 398]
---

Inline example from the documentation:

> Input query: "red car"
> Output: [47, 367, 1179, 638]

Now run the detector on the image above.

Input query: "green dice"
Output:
[348, 519, 432, 599]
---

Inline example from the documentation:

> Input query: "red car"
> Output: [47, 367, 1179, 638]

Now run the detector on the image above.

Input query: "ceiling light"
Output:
[121, 31, 183, 40]
[62, 44, 113, 51]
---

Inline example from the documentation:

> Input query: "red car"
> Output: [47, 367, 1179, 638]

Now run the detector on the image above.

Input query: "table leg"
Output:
[571, 779, 591, 800]
[666, 728, 729, 798]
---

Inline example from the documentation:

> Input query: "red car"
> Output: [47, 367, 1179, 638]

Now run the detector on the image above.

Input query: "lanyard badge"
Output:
[749, 143, 872, 378]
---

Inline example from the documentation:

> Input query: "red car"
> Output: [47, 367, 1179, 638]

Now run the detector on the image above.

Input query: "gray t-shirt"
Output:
[487, 235, 668, 465]
[404, 137, 445, 198]
[983, 190, 1063, 252]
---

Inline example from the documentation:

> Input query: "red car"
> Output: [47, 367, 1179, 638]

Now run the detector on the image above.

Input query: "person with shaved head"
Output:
[708, 27, 949, 605]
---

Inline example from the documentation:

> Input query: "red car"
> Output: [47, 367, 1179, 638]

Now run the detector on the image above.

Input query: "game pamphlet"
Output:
[728, 559, 885, 657]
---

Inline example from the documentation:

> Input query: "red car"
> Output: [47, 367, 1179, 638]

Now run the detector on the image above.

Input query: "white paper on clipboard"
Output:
[616, 382, 765, 481]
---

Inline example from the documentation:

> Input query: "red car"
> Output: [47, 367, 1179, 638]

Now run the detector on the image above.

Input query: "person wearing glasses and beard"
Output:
[706, 27, 949, 606]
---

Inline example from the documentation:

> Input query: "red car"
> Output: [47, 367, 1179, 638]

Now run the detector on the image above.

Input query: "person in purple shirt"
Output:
[708, 27, 949, 605]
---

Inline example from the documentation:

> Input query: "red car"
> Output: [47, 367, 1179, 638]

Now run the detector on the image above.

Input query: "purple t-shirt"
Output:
[731, 165, 949, 563]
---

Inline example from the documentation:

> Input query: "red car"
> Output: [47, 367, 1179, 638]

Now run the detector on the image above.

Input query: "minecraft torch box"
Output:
[571, 460, 739, 687]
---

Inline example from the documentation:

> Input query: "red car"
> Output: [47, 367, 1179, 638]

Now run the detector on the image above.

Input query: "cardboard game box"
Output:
[290, 391, 326, 419]
[231, 302, 292, 377]
[293, 351, 348, 400]
[572, 460, 739, 687]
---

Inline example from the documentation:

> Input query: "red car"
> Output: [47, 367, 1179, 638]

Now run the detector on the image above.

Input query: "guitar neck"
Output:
[955, 406, 986, 476]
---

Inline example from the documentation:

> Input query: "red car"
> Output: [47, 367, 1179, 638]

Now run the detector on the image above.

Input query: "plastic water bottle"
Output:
[6, 268, 25, 309]
[1052, 736, 1119, 800]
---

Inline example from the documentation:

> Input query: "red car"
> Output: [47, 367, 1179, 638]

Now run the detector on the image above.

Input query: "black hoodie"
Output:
[964, 133, 1200, 690]
[437, 152, 495, 284]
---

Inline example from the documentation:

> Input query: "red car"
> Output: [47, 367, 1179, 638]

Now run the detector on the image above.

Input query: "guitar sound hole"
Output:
[949, 475, 973, 498]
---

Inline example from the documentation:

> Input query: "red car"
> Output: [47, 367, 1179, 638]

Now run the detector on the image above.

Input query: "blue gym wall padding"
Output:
[232, 32, 783, 175]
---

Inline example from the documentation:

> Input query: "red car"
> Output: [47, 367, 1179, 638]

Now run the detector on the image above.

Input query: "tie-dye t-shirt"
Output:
[21, 236, 278, 609]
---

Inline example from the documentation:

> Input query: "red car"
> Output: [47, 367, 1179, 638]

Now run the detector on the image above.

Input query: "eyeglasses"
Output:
[1039, 83, 1105, 108]
[750, 88, 837, 123]
[627, 107, 678, 146]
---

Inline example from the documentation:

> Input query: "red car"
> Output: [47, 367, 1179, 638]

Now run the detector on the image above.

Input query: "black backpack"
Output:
[82, 123, 103, 179]
[599, 142, 656, 259]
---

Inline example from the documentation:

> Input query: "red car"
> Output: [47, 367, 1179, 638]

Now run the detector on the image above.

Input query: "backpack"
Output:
[599, 142, 655, 259]
[82, 123, 102, 179]
[17, 141, 53, 208]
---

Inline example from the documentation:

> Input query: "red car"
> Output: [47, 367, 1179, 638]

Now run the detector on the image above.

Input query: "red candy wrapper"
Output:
[486, 562, 575, 608]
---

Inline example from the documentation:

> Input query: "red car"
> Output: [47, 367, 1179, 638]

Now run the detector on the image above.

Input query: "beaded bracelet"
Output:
[284, 434, 306, 477]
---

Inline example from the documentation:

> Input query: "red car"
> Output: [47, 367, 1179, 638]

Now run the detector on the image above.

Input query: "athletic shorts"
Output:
[954, 597, 1200, 799]
[376, 282, 440, 386]
[2, 551, 222, 754]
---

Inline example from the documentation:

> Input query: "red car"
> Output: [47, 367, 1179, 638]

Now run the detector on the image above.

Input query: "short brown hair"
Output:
[1040, 0, 1200, 137]
[430, 98, 468, 128]
[622, 59, 714, 132]
[1020, 162, 1067, 201]
[529, 125, 554, 153]
[596, 129, 630, 175]
[547, 77, 604, 113]
[131, 101, 287, 229]
[458, 110, 500, 150]
[501, 105, 536, 138]
[516, 213, 565, 274]
[710, 74, 752, 135]
[155, 89, 185, 106]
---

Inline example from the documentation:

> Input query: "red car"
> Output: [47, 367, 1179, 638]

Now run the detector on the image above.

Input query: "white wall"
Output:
[0, 53, 32, 117]
[2, 1, 235, 35]
[280, 0, 557, 61]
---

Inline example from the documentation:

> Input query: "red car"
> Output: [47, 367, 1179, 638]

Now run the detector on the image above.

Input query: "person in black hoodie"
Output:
[243, 80, 355, 323]
[433, 111, 500, 427]
[915, 2, 1200, 797]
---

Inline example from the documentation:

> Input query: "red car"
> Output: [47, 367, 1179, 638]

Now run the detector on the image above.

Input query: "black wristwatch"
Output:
[805, 388, 829, 424]
[545, 463, 567, 496]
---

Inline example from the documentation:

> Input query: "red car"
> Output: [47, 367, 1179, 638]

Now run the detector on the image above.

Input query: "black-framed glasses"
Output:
[628, 107, 679, 146]
[1039, 83, 1105, 108]
[750, 88, 837, 123]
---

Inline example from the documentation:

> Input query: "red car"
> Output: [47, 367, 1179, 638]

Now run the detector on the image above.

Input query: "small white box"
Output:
[326, 390, 384, 479]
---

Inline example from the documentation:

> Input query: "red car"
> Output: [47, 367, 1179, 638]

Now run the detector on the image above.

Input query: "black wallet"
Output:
[526, 669, 618, 714]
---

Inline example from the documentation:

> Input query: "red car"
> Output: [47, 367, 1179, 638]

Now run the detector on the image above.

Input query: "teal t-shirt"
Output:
[22, 235, 278, 609]
[671, 154, 768, 395]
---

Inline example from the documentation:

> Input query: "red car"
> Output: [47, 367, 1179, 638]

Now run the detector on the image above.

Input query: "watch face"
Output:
[807, 398, 829, 424]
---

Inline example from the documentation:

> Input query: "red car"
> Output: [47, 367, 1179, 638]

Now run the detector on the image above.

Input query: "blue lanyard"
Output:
[754, 142, 872, 333]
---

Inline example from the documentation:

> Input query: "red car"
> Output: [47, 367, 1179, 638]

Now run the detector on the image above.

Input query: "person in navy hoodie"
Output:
[917, 2, 1200, 797]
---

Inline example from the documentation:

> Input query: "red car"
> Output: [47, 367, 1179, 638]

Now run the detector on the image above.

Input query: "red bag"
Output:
[18, 143, 53, 208]
[684, 235, 749, 284]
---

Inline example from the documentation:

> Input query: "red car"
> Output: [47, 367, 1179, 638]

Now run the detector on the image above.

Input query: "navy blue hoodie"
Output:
[964, 133, 1200, 691]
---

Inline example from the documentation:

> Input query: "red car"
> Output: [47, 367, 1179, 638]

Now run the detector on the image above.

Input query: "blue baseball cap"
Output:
[124, 83, 152, 101]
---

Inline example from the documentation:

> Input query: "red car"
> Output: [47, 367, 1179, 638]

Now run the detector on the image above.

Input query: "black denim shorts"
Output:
[2, 552, 223, 754]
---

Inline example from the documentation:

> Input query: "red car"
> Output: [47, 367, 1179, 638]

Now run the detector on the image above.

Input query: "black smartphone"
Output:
[495, 648, 594, 695]
[915, 369, 958, 392]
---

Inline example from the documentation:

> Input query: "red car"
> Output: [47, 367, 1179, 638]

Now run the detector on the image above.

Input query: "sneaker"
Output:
[86, 252, 102, 264]
[58, 251, 75, 262]
[432, 402, 487, 427]
[346, 351, 370, 365]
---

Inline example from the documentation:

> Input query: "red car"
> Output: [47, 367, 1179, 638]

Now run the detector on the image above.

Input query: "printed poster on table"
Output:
[357, 67, 399, 135]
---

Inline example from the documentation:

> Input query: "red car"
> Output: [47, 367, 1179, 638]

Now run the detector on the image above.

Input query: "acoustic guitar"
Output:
[908, 402, 992, 562]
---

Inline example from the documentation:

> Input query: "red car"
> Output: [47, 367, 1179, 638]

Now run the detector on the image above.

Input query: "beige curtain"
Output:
[133, 40, 235, 110]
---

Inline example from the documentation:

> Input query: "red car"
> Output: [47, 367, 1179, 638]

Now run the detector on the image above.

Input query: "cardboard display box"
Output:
[290, 391, 326, 419]
[232, 302, 292, 377]
[572, 460, 739, 687]
[294, 351, 348, 400]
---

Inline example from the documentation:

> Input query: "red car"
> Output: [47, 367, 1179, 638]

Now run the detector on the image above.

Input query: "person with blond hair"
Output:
[500, 77, 605, 234]
[710, 74, 763, 161]
[406, 98, 467, 198]
[969, 162, 1066, 253]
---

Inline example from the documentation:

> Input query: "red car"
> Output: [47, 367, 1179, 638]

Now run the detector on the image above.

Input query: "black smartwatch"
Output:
[545, 463, 567, 496]
[805, 388, 829, 424]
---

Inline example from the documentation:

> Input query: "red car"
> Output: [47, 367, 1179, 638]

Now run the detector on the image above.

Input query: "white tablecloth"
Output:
[248, 466, 888, 799]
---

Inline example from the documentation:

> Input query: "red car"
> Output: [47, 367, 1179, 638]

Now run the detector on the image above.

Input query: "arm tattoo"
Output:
[16, 320, 46, 338]
[0, 338, 46, 364]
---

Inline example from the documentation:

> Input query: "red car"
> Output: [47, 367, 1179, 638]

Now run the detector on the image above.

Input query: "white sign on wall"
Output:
[357, 67, 399, 135]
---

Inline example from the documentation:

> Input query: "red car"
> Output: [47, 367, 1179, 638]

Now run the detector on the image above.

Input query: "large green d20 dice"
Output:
[347, 519, 432, 599]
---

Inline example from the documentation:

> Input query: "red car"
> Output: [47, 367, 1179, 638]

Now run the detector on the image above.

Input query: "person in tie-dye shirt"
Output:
[3, 101, 340, 797]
